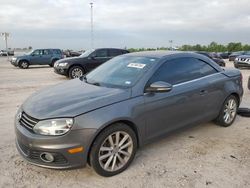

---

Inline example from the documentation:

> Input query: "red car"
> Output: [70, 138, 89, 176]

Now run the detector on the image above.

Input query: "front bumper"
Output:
[54, 66, 68, 76]
[15, 117, 97, 169]
[10, 59, 18, 66]
[234, 61, 250, 68]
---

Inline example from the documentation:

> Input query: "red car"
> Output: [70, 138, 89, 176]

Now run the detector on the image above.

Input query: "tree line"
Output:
[127, 42, 250, 53]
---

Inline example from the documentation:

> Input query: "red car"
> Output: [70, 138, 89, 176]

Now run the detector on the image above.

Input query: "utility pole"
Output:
[90, 2, 94, 49]
[169, 40, 173, 50]
[1, 32, 10, 51]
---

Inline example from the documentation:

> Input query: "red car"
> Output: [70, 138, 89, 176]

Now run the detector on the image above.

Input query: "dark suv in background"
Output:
[10, 49, 64, 69]
[54, 48, 129, 79]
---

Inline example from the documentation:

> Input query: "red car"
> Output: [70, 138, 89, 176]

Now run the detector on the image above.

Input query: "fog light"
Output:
[40, 152, 54, 163]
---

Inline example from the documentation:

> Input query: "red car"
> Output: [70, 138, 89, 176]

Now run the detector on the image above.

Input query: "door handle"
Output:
[200, 89, 207, 95]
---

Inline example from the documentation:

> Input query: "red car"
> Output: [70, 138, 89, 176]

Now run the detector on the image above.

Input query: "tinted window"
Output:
[43, 50, 50, 55]
[148, 57, 217, 85]
[32, 50, 42, 56]
[109, 49, 123, 57]
[51, 49, 61, 54]
[94, 49, 108, 58]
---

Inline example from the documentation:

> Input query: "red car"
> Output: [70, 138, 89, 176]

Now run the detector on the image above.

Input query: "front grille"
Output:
[19, 112, 39, 130]
[18, 141, 68, 165]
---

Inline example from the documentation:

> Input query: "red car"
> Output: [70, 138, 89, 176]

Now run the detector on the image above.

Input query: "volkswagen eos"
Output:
[15, 51, 243, 176]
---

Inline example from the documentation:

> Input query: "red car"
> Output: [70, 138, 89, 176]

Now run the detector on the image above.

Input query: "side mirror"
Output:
[145, 81, 172, 93]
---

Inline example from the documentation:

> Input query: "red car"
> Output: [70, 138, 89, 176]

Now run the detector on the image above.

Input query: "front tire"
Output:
[69, 66, 85, 79]
[18, 61, 29, 69]
[90, 123, 137, 177]
[215, 95, 238, 127]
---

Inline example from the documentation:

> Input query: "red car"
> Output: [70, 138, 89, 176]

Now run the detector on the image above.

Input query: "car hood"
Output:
[57, 56, 86, 63]
[22, 79, 131, 120]
[15, 55, 30, 59]
[237, 55, 250, 58]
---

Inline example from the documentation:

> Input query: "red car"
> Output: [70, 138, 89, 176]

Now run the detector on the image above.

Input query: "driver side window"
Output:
[94, 49, 108, 58]
[147, 57, 217, 86]
[32, 50, 41, 56]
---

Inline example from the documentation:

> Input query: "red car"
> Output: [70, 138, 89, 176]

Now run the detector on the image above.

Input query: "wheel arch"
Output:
[17, 59, 30, 64]
[86, 119, 140, 165]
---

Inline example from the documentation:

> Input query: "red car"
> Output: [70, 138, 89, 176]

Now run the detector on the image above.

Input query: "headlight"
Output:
[12, 57, 17, 61]
[235, 57, 239, 61]
[58, 62, 68, 67]
[33, 118, 73, 136]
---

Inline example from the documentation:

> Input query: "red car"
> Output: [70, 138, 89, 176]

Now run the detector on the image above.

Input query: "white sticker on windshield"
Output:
[127, 63, 146, 69]
[125, 81, 131, 85]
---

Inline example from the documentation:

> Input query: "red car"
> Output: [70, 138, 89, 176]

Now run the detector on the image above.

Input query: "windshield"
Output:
[26, 50, 35, 55]
[85, 56, 158, 88]
[80, 49, 95, 57]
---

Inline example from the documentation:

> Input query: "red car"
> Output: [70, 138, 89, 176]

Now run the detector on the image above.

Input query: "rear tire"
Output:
[50, 59, 58, 67]
[69, 66, 85, 79]
[18, 60, 29, 69]
[90, 123, 137, 177]
[214, 95, 238, 127]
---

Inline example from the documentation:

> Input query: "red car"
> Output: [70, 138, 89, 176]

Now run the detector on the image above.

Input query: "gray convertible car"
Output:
[15, 51, 243, 176]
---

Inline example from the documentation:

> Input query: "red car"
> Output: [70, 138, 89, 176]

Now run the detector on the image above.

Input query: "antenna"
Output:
[90, 2, 94, 49]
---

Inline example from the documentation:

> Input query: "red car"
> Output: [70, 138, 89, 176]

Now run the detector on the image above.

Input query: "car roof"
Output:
[124, 50, 185, 58]
[94, 48, 128, 51]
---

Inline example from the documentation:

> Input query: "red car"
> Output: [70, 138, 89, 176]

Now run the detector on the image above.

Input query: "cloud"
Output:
[0, 0, 250, 49]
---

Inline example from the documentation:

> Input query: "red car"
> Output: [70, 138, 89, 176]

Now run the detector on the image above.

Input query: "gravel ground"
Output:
[0, 57, 249, 188]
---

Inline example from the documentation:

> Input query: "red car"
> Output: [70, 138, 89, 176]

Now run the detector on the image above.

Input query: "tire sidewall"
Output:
[90, 123, 137, 177]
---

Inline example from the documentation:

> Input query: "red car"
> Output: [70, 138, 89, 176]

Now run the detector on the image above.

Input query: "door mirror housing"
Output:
[145, 81, 173, 93]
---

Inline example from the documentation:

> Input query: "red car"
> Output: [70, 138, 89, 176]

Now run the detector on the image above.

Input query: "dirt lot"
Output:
[0, 57, 249, 188]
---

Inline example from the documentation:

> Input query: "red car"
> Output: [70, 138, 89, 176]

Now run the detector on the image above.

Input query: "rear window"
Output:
[52, 49, 62, 54]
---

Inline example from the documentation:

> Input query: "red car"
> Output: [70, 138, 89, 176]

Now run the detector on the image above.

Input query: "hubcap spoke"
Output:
[108, 135, 114, 147]
[100, 146, 113, 151]
[118, 135, 129, 147]
[118, 150, 131, 157]
[111, 155, 117, 171]
[120, 141, 132, 150]
[104, 155, 114, 169]
[99, 152, 112, 161]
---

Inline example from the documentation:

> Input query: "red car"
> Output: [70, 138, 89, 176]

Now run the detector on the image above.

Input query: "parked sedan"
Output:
[234, 51, 250, 68]
[54, 48, 129, 79]
[196, 52, 225, 66]
[15, 51, 243, 177]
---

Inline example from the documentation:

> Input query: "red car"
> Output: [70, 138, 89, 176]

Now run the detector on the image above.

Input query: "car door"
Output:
[29, 50, 42, 65]
[143, 57, 219, 141]
[87, 49, 109, 71]
[40, 49, 52, 65]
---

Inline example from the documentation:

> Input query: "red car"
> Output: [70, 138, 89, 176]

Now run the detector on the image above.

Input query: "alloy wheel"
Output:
[223, 98, 237, 124]
[98, 131, 133, 172]
[71, 68, 83, 78]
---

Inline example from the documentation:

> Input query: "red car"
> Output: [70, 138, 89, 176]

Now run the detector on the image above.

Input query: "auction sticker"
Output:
[127, 63, 146, 69]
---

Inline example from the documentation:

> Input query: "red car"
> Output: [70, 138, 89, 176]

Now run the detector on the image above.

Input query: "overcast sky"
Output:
[0, 0, 250, 50]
